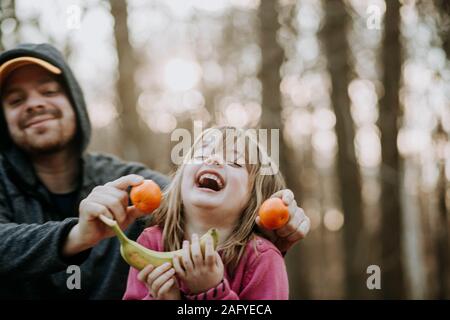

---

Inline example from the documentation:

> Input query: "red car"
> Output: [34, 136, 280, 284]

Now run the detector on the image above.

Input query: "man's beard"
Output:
[14, 107, 76, 155]
[23, 138, 67, 155]
[18, 122, 75, 156]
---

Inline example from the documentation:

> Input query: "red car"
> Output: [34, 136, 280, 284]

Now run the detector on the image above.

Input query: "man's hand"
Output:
[256, 189, 310, 253]
[63, 174, 146, 256]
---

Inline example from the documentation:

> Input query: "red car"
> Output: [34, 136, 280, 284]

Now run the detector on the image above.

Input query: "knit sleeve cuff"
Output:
[185, 278, 230, 300]
[58, 218, 92, 266]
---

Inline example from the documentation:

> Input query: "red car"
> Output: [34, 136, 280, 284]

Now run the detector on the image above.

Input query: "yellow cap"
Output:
[0, 56, 62, 86]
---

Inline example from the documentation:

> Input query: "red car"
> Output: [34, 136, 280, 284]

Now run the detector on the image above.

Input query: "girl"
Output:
[123, 126, 290, 300]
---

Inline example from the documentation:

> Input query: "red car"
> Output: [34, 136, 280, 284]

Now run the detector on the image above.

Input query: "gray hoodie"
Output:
[0, 43, 170, 299]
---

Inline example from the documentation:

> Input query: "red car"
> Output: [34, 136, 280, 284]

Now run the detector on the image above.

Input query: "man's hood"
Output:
[0, 43, 91, 189]
[0, 43, 91, 152]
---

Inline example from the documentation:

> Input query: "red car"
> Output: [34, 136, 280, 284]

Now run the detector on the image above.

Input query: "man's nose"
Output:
[24, 92, 46, 113]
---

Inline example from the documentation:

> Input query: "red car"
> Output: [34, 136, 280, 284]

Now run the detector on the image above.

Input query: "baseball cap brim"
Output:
[0, 56, 62, 86]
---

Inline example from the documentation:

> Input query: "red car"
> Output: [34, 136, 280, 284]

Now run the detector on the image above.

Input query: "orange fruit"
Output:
[258, 198, 289, 230]
[130, 180, 162, 214]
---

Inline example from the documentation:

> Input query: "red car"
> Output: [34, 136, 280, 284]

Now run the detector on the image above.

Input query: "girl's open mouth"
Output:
[195, 170, 225, 192]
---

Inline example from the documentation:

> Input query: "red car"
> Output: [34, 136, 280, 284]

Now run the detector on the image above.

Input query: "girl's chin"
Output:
[189, 194, 225, 209]
[192, 199, 222, 208]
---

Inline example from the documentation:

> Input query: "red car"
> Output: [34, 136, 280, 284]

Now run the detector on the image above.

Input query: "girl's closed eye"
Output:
[192, 154, 207, 164]
[194, 155, 207, 160]
[227, 155, 245, 168]
[229, 161, 243, 168]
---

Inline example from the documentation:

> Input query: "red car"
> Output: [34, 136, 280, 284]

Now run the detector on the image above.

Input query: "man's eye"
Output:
[7, 97, 24, 106]
[43, 89, 59, 96]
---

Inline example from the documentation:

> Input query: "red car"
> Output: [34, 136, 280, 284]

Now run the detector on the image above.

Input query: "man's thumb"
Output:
[127, 205, 147, 220]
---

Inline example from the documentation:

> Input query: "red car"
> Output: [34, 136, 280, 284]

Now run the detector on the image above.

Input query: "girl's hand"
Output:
[256, 189, 311, 252]
[137, 263, 181, 300]
[173, 233, 224, 294]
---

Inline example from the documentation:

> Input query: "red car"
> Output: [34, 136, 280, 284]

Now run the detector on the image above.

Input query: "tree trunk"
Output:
[378, 0, 405, 299]
[258, 0, 311, 299]
[436, 160, 450, 299]
[0, 1, 3, 51]
[432, 0, 450, 59]
[110, 0, 148, 164]
[321, 0, 366, 299]
[0, 20, 3, 52]
[401, 158, 428, 298]
[434, 122, 450, 298]
[0, 0, 18, 51]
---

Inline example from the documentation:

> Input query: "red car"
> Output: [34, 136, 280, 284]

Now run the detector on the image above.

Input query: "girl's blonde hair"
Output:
[150, 126, 286, 274]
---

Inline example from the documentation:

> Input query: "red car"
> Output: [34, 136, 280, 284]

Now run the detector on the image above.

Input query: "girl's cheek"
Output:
[180, 172, 191, 198]
[234, 171, 250, 194]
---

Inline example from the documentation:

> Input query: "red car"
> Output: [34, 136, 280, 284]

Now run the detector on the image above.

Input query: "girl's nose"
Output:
[204, 154, 224, 166]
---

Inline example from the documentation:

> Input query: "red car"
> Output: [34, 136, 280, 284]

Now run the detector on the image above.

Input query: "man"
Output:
[0, 43, 310, 299]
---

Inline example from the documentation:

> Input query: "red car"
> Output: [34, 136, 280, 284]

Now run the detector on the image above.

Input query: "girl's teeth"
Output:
[199, 173, 224, 188]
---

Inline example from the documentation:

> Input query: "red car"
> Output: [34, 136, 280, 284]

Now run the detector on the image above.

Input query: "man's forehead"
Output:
[2, 64, 59, 92]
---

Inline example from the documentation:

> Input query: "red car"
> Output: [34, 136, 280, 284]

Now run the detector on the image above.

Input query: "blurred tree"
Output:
[433, 121, 450, 298]
[0, 0, 18, 50]
[191, 10, 225, 126]
[432, 0, 450, 59]
[0, 1, 3, 51]
[378, 0, 405, 298]
[0, 21, 3, 52]
[110, 0, 149, 165]
[258, 0, 310, 299]
[321, 0, 366, 299]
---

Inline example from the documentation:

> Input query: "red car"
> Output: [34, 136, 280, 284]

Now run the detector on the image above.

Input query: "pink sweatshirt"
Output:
[123, 226, 289, 300]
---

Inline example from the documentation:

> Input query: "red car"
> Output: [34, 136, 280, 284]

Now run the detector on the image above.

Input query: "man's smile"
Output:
[25, 115, 56, 128]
